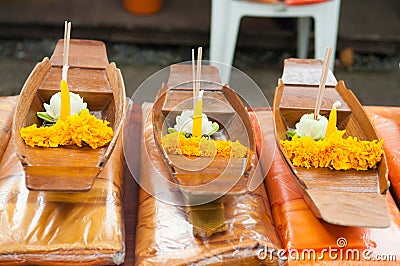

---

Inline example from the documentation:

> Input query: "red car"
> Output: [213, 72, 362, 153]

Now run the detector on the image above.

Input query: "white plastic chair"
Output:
[209, 0, 341, 83]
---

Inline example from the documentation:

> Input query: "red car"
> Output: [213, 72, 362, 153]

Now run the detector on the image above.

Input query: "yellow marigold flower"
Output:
[20, 109, 113, 149]
[280, 130, 383, 171]
[161, 132, 248, 158]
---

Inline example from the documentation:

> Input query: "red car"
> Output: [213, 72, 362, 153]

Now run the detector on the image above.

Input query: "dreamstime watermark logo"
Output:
[257, 237, 398, 262]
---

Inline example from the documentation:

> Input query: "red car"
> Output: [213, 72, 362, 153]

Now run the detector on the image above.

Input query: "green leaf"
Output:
[37, 112, 54, 123]
[286, 130, 297, 138]
[167, 127, 177, 134]
[208, 122, 219, 136]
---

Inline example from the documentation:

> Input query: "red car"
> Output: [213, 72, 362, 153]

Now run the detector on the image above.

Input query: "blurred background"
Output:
[0, 0, 399, 106]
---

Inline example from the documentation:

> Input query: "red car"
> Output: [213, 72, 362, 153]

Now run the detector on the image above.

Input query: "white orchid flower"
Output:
[37, 91, 87, 122]
[168, 109, 219, 136]
[294, 113, 328, 140]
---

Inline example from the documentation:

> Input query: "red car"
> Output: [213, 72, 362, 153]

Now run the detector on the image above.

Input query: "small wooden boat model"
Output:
[13, 39, 126, 192]
[152, 64, 256, 203]
[273, 58, 390, 227]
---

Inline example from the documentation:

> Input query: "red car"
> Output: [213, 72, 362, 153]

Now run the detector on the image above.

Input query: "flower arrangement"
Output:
[21, 109, 113, 149]
[20, 91, 113, 149]
[161, 132, 248, 158]
[161, 89, 248, 159]
[281, 130, 383, 170]
[282, 101, 383, 170]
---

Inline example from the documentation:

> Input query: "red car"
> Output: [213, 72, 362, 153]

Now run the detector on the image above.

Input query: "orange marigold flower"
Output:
[161, 132, 248, 158]
[20, 109, 113, 149]
[280, 130, 383, 170]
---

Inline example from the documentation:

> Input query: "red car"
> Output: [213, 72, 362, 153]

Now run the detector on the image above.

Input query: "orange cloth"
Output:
[365, 106, 400, 207]
[251, 109, 400, 265]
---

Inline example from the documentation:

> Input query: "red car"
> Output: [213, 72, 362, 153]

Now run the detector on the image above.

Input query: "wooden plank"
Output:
[167, 64, 222, 89]
[307, 190, 390, 228]
[282, 58, 337, 86]
[38, 67, 113, 111]
[50, 39, 109, 69]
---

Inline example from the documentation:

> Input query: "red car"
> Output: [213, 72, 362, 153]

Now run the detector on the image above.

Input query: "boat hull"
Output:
[13, 39, 126, 192]
[152, 64, 256, 203]
[273, 58, 390, 228]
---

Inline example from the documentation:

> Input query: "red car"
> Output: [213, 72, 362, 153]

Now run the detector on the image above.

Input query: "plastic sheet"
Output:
[0, 96, 17, 161]
[0, 98, 125, 265]
[134, 104, 282, 265]
[254, 109, 400, 264]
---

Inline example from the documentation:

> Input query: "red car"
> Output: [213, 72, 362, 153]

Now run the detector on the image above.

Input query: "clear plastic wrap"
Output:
[134, 104, 282, 265]
[0, 98, 125, 265]
[255, 109, 400, 264]
[0, 96, 17, 161]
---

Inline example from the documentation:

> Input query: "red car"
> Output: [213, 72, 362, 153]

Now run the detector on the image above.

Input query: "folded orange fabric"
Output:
[365, 106, 400, 207]
[251, 109, 400, 265]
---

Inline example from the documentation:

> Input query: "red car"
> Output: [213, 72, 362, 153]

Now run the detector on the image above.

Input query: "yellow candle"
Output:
[192, 99, 202, 137]
[192, 91, 203, 137]
[325, 101, 341, 138]
[60, 79, 70, 120]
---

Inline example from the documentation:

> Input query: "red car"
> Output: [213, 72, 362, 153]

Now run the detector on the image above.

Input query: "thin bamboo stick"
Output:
[314, 47, 333, 119]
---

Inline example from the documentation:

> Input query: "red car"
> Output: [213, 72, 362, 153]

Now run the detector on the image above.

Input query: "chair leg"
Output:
[313, 2, 341, 71]
[219, 8, 243, 83]
[297, 17, 311, 58]
[210, 0, 230, 64]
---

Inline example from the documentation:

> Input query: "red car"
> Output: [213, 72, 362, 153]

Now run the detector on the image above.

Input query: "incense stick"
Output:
[63, 21, 67, 66]
[62, 21, 71, 81]
[314, 47, 333, 120]
[196, 47, 202, 100]
[192, 47, 203, 109]
[192, 49, 196, 108]
[65, 21, 71, 66]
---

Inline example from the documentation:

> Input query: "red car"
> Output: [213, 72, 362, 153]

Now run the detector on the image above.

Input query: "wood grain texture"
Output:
[307, 190, 390, 227]
[273, 58, 390, 228]
[12, 39, 126, 192]
[282, 58, 337, 86]
[38, 67, 113, 111]
[167, 64, 222, 89]
[50, 39, 109, 69]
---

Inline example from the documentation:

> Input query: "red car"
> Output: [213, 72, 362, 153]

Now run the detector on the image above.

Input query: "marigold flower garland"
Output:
[20, 109, 113, 149]
[161, 132, 248, 158]
[280, 130, 383, 170]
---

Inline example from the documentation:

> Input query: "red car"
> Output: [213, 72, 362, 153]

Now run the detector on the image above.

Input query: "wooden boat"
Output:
[273, 58, 390, 228]
[13, 39, 126, 192]
[152, 64, 256, 203]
